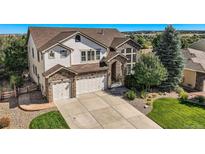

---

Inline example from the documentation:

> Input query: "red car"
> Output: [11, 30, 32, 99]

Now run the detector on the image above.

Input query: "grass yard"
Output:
[148, 98, 205, 129]
[29, 111, 69, 129]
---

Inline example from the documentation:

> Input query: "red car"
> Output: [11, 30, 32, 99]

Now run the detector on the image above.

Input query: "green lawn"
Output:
[147, 98, 205, 129]
[29, 111, 69, 129]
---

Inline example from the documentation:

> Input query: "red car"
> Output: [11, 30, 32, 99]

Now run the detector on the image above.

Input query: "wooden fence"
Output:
[0, 84, 38, 100]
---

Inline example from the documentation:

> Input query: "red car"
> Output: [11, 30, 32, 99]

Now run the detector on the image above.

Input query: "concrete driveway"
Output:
[54, 91, 161, 129]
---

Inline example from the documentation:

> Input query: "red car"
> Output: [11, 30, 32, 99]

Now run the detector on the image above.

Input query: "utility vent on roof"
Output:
[98, 29, 104, 35]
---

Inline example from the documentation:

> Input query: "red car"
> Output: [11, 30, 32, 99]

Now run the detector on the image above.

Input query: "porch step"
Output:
[111, 82, 122, 88]
[109, 86, 128, 96]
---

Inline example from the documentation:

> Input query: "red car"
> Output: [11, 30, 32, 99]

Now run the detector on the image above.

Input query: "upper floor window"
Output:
[48, 50, 55, 59]
[75, 35, 81, 42]
[41, 53, 43, 60]
[96, 50, 100, 60]
[133, 54, 137, 62]
[60, 50, 68, 58]
[126, 48, 132, 54]
[37, 51, 40, 62]
[87, 50, 91, 61]
[32, 48, 34, 58]
[121, 49, 125, 54]
[81, 51, 86, 62]
[81, 50, 100, 62]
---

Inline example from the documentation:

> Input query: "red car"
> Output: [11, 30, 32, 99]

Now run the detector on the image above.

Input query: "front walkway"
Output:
[189, 91, 205, 98]
[54, 91, 161, 129]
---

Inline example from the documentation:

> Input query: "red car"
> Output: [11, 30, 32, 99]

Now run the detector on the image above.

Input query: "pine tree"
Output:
[155, 25, 184, 91]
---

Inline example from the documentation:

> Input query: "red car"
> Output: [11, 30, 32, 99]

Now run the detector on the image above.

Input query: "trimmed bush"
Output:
[195, 96, 205, 104]
[126, 90, 136, 100]
[175, 86, 184, 94]
[179, 91, 188, 101]
[0, 117, 10, 128]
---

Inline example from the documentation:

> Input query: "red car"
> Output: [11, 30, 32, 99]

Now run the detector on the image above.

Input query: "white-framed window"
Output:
[126, 48, 132, 54]
[41, 53, 43, 60]
[87, 50, 91, 61]
[48, 50, 55, 59]
[96, 50, 100, 60]
[91, 50, 95, 60]
[60, 50, 68, 58]
[81, 50, 100, 62]
[81, 51, 86, 62]
[32, 48, 34, 58]
[37, 51, 40, 62]
[33, 65, 35, 74]
[75, 35, 81, 42]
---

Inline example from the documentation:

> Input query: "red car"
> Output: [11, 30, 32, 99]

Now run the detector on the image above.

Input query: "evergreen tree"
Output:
[155, 25, 184, 91]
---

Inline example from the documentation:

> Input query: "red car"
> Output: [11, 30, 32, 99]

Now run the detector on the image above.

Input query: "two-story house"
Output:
[27, 27, 141, 102]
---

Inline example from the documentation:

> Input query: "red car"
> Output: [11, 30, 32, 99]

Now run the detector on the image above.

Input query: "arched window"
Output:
[75, 35, 81, 42]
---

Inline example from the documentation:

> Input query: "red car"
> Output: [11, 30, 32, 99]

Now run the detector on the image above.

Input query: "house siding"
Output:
[27, 34, 46, 95]
[44, 45, 71, 71]
[62, 35, 107, 65]
[182, 69, 196, 88]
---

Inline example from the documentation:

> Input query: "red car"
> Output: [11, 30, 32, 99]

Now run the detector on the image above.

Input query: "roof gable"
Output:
[190, 39, 205, 52]
[28, 27, 125, 52]
[182, 48, 205, 73]
[110, 37, 142, 50]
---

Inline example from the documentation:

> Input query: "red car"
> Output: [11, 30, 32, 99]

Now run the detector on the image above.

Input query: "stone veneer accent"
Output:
[195, 72, 205, 91]
[107, 55, 127, 88]
[45, 69, 76, 102]
[45, 69, 109, 102]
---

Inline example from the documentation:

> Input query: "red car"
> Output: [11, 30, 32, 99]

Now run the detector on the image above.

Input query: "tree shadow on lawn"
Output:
[179, 99, 205, 109]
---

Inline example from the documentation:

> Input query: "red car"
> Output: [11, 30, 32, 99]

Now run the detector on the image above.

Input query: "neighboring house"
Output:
[27, 27, 141, 102]
[182, 39, 205, 91]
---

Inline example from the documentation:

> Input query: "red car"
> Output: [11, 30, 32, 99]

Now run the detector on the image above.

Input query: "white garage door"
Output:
[52, 81, 71, 102]
[76, 74, 107, 95]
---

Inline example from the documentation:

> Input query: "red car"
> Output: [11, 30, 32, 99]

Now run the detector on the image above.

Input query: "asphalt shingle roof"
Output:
[182, 48, 205, 73]
[29, 27, 125, 52]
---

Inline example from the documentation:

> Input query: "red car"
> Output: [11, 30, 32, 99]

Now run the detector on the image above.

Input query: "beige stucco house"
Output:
[182, 39, 205, 91]
[27, 27, 141, 102]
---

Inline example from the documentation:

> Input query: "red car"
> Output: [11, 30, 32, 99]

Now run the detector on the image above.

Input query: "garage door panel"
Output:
[52, 81, 71, 101]
[76, 74, 107, 95]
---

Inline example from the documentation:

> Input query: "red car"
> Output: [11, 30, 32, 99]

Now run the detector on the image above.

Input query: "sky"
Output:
[1, 24, 205, 34]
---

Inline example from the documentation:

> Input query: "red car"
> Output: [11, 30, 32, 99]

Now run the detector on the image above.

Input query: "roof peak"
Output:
[29, 26, 119, 31]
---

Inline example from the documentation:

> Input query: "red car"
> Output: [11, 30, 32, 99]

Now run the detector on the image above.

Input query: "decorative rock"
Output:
[144, 105, 148, 108]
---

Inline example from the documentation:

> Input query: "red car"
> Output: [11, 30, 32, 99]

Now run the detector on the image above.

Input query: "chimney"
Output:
[98, 29, 104, 35]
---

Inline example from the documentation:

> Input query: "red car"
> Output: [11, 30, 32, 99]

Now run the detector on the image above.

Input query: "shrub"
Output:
[175, 86, 184, 94]
[179, 91, 188, 101]
[0, 117, 10, 128]
[10, 74, 23, 88]
[124, 75, 136, 89]
[126, 90, 136, 100]
[140, 90, 147, 99]
[195, 96, 205, 104]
